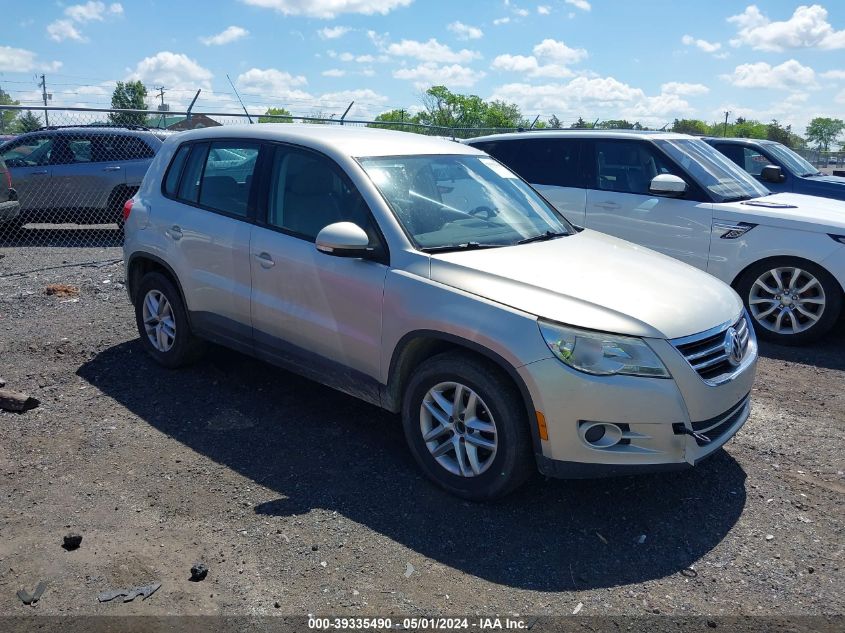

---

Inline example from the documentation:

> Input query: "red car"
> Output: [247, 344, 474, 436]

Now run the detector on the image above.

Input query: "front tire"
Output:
[401, 352, 534, 500]
[133, 272, 204, 367]
[736, 258, 842, 345]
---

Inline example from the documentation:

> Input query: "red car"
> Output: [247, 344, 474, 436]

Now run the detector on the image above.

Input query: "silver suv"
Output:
[123, 125, 758, 500]
[0, 125, 168, 228]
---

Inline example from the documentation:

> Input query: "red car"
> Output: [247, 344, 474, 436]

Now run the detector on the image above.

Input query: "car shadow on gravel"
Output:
[757, 319, 845, 371]
[78, 341, 748, 592]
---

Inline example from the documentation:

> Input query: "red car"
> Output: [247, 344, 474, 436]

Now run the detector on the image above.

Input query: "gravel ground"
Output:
[0, 239, 843, 620]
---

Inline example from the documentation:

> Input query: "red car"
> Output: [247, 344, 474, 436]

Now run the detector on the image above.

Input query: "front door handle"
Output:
[165, 225, 183, 241]
[32, 170, 49, 176]
[254, 252, 275, 268]
[594, 201, 621, 210]
[103, 166, 121, 172]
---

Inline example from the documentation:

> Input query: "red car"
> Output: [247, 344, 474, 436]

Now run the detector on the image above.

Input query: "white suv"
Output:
[468, 131, 845, 345]
[123, 125, 757, 500]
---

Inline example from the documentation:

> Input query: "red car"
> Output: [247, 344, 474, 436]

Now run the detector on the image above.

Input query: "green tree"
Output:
[570, 116, 590, 129]
[109, 80, 148, 126]
[0, 87, 20, 134]
[672, 118, 708, 135]
[416, 86, 523, 130]
[598, 119, 641, 130]
[13, 110, 43, 133]
[732, 119, 767, 139]
[548, 114, 562, 129]
[258, 107, 293, 123]
[805, 117, 845, 152]
[369, 108, 419, 131]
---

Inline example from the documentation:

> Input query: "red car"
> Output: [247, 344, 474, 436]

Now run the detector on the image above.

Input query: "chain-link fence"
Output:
[0, 105, 520, 274]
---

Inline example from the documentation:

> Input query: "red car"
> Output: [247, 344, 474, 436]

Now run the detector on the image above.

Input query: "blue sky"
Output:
[1, 0, 844, 131]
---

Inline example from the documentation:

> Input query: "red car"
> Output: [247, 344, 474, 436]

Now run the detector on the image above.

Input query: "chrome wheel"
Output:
[749, 266, 826, 335]
[420, 381, 498, 478]
[142, 289, 176, 352]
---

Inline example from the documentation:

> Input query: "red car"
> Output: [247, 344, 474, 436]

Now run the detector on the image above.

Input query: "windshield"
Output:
[358, 155, 574, 251]
[655, 139, 770, 202]
[764, 142, 819, 177]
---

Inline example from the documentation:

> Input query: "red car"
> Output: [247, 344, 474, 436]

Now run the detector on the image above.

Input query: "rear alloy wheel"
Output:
[402, 352, 533, 500]
[738, 258, 842, 345]
[134, 272, 204, 367]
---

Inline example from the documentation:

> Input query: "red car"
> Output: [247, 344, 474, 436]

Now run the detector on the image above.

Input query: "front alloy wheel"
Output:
[738, 258, 841, 345]
[420, 381, 498, 478]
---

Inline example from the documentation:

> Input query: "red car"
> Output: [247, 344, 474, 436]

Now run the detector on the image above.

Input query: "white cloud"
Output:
[316, 89, 389, 117]
[240, 0, 412, 19]
[564, 0, 590, 11]
[394, 63, 482, 88]
[318, 26, 351, 39]
[836, 88, 845, 104]
[533, 38, 587, 64]
[493, 17, 511, 25]
[128, 51, 214, 90]
[491, 39, 586, 78]
[386, 38, 480, 63]
[514, 8, 529, 17]
[322, 68, 346, 77]
[47, 2, 123, 42]
[65, 1, 123, 22]
[661, 81, 710, 96]
[722, 59, 817, 90]
[200, 26, 249, 46]
[236, 67, 309, 98]
[448, 21, 483, 40]
[681, 34, 722, 53]
[48, 19, 87, 42]
[537, 5, 550, 15]
[821, 69, 845, 80]
[0, 46, 61, 72]
[728, 4, 845, 51]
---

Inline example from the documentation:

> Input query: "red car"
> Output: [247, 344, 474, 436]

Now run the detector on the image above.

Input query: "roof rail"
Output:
[36, 123, 151, 132]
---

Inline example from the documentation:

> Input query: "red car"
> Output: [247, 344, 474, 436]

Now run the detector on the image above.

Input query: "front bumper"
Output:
[517, 334, 756, 478]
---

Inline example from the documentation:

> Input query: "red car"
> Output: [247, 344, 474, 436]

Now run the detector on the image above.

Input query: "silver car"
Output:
[123, 125, 758, 500]
[0, 126, 167, 227]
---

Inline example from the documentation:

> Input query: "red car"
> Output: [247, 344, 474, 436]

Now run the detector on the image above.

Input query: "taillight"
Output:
[123, 198, 134, 222]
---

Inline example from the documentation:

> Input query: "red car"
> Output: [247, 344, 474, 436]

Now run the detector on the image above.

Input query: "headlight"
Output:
[538, 320, 670, 378]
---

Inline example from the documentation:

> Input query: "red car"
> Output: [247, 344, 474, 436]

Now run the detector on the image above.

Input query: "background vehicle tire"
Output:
[401, 351, 534, 501]
[134, 272, 205, 368]
[736, 257, 842, 345]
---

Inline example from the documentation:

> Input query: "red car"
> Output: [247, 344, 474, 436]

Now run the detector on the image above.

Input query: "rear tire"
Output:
[736, 257, 842, 345]
[401, 351, 534, 500]
[134, 272, 205, 368]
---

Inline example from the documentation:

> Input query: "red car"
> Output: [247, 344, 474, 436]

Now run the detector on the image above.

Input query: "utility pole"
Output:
[155, 86, 166, 128]
[723, 111, 730, 137]
[39, 74, 50, 126]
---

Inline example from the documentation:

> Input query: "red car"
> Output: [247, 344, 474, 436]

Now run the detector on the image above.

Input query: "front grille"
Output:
[690, 394, 750, 446]
[674, 315, 750, 383]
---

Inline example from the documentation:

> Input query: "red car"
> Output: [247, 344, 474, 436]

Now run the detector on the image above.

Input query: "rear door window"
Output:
[198, 141, 260, 217]
[475, 139, 584, 188]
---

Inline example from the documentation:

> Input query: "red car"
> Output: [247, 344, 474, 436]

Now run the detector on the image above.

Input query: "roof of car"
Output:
[168, 123, 483, 158]
[18, 126, 169, 140]
[466, 129, 694, 144]
[702, 137, 777, 145]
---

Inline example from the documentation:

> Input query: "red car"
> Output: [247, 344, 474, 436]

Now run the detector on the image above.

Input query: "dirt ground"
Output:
[0, 240, 843, 621]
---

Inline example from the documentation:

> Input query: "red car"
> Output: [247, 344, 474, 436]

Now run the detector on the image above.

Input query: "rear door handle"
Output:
[103, 166, 121, 172]
[594, 201, 621, 210]
[254, 252, 275, 268]
[165, 225, 183, 241]
[32, 170, 49, 176]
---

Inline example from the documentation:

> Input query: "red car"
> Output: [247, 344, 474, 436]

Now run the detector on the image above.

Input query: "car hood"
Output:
[713, 192, 845, 231]
[429, 230, 742, 340]
[807, 174, 845, 185]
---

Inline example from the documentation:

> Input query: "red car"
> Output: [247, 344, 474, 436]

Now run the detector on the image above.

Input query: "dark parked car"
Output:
[0, 125, 170, 227]
[0, 157, 20, 227]
[704, 137, 845, 202]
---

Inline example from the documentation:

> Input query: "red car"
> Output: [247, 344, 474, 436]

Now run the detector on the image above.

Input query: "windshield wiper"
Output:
[421, 242, 504, 254]
[515, 230, 569, 245]
[720, 195, 753, 203]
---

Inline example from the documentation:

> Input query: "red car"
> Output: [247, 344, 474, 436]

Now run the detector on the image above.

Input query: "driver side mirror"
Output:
[315, 222, 374, 258]
[649, 174, 687, 198]
[760, 165, 786, 183]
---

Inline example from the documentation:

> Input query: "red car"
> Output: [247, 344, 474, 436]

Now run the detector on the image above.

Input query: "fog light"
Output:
[584, 424, 605, 444]
[581, 422, 623, 448]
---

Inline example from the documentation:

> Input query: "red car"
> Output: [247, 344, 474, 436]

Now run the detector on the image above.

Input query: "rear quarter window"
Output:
[163, 144, 192, 197]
